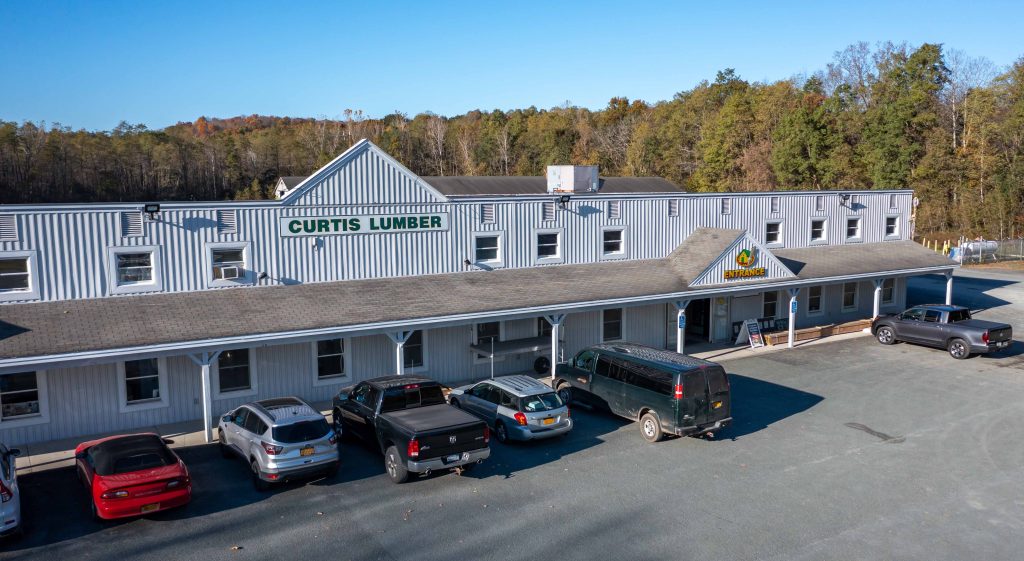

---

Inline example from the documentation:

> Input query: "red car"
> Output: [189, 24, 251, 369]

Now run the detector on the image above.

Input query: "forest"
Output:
[1, 42, 1022, 239]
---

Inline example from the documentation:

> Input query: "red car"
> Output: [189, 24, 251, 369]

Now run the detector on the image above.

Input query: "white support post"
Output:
[386, 331, 414, 376]
[188, 350, 222, 444]
[872, 279, 884, 319]
[673, 300, 691, 354]
[945, 271, 954, 305]
[544, 314, 566, 382]
[787, 289, 799, 349]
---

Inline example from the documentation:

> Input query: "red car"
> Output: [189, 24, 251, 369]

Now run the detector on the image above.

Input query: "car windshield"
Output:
[948, 309, 972, 322]
[520, 392, 564, 412]
[272, 419, 331, 444]
[380, 385, 447, 413]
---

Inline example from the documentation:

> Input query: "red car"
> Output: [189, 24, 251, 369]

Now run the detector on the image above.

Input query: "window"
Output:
[810, 219, 827, 242]
[212, 249, 245, 280]
[846, 217, 862, 240]
[770, 196, 780, 214]
[473, 234, 500, 264]
[535, 230, 562, 263]
[808, 286, 823, 314]
[316, 339, 346, 380]
[117, 253, 153, 284]
[404, 330, 425, 369]
[924, 310, 942, 323]
[851, 194, 860, 207]
[668, 199, 680, 217]
[608, 200, 621, 220]
[763, 291, 779, 318]
[216, 210, 237, 235]
[217, 349, 253, 394]
[889, 194, 898, 208]
[0, 258, 29, 292]
[885, 216, 899, 237]
[881, 278, 895, 304]
[123, 359, 161, 404]
[542, 201, 556, 221]
[765, 221, 782, 245]
[480, 203, 496, 224]
[602, 308, 623, 341]
[538, 317, 552, 337]
[475, 322, 501, 361]
[720, 198, 732, 215]
[108, 246, 162, 295]
[842, 282, 858, 310]
[243, 411, 267, 435]
[0, 372, 41, 420]
[815, 195, 824, 212]
[602, 228, 624, 257]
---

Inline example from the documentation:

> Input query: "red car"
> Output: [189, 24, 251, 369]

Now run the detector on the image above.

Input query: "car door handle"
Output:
[577, 377, 587, 383]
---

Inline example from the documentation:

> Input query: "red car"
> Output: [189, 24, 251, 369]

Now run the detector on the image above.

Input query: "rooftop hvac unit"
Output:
[219, 266, 241, 280]
[546, 165, 599, 193]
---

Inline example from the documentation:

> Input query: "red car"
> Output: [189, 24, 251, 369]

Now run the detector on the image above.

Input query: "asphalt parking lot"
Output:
[3, 268, 1024, 561]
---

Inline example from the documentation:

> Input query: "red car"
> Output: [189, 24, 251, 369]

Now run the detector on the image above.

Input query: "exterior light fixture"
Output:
[839, 194, 851, 206]
[558, 194, 572, 208]
[143, 203, 160, 220]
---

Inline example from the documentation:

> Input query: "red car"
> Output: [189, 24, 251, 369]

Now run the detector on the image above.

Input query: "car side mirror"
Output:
[222, 414, 232, 422]
[162, 438, 175, 445]
[6, 448, 20, 458]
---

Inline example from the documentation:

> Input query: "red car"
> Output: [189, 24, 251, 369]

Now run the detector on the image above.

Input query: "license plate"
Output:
[543, 418, 555, 425]
[713, 401, 723, 409]
[141, 503, 160, 513]
[998, 342, 1008, 348]
[300, 446, 314, 456]
[446, 454, 460, 462]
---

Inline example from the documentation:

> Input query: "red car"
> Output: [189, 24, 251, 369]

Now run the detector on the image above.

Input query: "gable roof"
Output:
[683, 229, 797, 288]
[422, 176, 683, 196]
[277, 176, 308, 189]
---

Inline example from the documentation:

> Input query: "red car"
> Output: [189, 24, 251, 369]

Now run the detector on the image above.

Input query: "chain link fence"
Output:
[952, 238, 1024, 264]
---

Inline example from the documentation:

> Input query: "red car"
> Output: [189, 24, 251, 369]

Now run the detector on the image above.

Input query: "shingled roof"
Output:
[0, 234, 955, 365]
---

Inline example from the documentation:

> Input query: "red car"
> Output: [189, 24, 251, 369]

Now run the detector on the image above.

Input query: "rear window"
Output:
[948, 309, 972, 322]
[111, 453, 172, 475]
[89, 435, 177, 476]
[380, 385, 447, 412]
[272, 419, 331, 444]
[520, 392, 563, 412]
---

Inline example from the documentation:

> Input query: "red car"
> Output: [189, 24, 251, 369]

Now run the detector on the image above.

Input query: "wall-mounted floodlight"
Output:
[143, 203, 161, 220]
[558, 194, 572, 208]
[839, 194, 851, 206]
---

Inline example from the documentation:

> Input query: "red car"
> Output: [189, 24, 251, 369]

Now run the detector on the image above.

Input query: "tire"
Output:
[450, 398, 461, 409]
[640, 412, 664, 443]
[876, 326, 896, 345]
[218, 429, 233, 458]
[89, 500, 102, 522]
[251, 459, 269, 491]
[495, 421, 509, 444]
[533, 356, 551, 374]
[948, 338, 970, 360]
[384, 446, 409, 484]
[556, 383, 572, 405]
[323, 461, 340, 479]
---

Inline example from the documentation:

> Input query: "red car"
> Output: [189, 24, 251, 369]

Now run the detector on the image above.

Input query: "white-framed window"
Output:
[117, 358, 169, 412]
[889, 194, 898, 209]
[480, 203, 496, 224]
[0, 251, 39, 302]
[542, 201, 556, 221]
[0, 371, 49, 427]
[807, 286, 823, 315]
[404, 330, 427, 371]
[762, 291, 779, 318]
[213, 348, 258, 398]
[842, 282, 858, 311]
[602, 308, 623, 342]
[846, 217, 862, 241]
[206, 241, 252, 287]
[472, 232, 503, 266]
[885, 215, 900, 238]
[720, 197, 732, 215]
[765, 221, 783, 245]
[815, 195, 825, 212]
[881, 278, 895, 305]
[313, 338, 348, 385]
[851, 194, 860, 207]
[601, 227, 626, 259]
[668, 199, 680, 217]
[107, 245, 163, 295]
[608, 200, 622, 220]
[809, 218, 827, 244]
[533, 228, 563, 264]
[474, 321, 504, 363]
[770, 196, 780, 214]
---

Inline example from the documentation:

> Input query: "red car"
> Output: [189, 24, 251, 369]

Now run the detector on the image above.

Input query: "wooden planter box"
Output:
[763, 319, 871, 346]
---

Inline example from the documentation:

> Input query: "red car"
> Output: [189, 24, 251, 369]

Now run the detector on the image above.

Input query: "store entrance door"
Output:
[666, 299, 711, 350]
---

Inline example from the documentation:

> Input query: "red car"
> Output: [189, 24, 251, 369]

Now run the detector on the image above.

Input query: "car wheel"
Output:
[89, 500, 102, 522]
[218, 429, 232, 458]
[450, 398, 461, 409]
[556, 383, 572, 405]
[384, 446, 409, 484]
[640, 412, 664, 443]
[948, 338, 970, 360]
[251, 459, 269, 491]
[324, 461, 340, 479]
[876, 326, 896, 345]
[495, 422, 509, 444]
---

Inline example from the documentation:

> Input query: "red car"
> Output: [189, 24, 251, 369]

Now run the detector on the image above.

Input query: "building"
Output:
[0, 140, 957, 445]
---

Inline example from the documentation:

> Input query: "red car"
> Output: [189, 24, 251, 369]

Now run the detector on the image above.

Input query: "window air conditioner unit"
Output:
[220, 266, 241, 280]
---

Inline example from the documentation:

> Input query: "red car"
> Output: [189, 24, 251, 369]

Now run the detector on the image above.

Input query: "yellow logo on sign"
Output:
[735, 248, 757, 268]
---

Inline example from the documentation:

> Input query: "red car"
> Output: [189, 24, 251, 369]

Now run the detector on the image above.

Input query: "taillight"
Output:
[328, 432, 338, 446]
[165, 476, 189, 490]
[0, 481, 10, 503]
[261, 441, 283, 455]
[100, 489, 130, 499]
[982, 331, 990, 344]
[673, 383, 684, 399]
[407, 439, 420, 459]
[514, 412, 528, 426]
[483, 426, 490, 444]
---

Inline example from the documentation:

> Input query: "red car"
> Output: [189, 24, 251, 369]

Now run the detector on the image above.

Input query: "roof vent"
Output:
[546, 165, 599, 194]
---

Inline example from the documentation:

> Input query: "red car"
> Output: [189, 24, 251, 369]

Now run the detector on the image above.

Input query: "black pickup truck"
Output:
[872, 304, 1013, 359]
[332, 375, 490, 483]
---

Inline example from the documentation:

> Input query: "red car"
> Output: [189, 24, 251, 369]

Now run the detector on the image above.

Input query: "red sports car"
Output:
[75, 433, 191, 520]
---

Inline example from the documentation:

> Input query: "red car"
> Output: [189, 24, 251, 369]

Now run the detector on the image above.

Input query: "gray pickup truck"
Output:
[871, 304, 1013, 359]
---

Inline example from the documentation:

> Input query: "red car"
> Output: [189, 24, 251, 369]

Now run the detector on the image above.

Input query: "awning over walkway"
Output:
[0, 232, 956, 369]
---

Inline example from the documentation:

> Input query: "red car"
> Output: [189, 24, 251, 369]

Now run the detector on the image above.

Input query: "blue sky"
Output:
[1, 0, 1022, 131]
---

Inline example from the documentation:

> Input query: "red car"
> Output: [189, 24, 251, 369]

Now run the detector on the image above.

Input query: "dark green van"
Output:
[553, 343, 731, 443]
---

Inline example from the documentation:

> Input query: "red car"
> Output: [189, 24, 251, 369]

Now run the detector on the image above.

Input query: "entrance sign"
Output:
[280, 213, 450, 237]
[723, 247, 767, 280]
[734, 319, 764, 349]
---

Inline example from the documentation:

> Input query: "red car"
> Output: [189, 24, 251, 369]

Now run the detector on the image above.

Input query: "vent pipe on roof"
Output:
[547, 165, 599, 193]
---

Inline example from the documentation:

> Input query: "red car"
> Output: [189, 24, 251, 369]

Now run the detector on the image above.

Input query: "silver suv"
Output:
[448, 375, 572, 442]
[218, 397, 339, 490]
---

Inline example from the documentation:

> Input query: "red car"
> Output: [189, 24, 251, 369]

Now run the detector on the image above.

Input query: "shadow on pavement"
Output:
[908, 273, 1016, 311]
[716, 373, 823, 440]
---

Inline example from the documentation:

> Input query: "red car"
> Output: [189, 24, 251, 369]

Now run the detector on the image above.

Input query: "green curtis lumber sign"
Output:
[280, 213, 450, 237]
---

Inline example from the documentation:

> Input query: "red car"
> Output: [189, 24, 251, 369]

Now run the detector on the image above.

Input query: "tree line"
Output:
[1, 42, 1022, 239]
